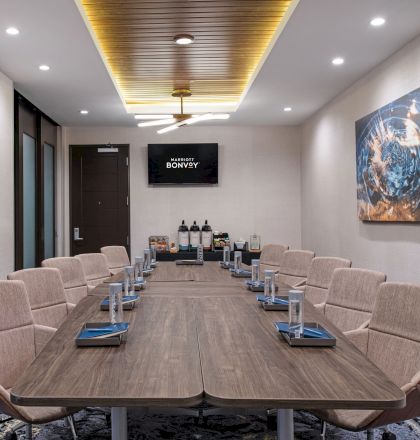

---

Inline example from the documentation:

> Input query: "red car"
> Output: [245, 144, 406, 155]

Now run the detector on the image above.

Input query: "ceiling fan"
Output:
[135, 89, 230, 134]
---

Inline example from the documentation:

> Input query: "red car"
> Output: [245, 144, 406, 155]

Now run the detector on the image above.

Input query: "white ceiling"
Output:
[0, 0, 419, 127]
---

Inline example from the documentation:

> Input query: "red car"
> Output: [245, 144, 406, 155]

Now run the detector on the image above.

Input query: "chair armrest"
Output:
[34, 324, 56, 355]
[401, 370, 420, 393]
[67, 302, 76, 313]
[343, 328, 369, 354]
[293, 279, 307, 288]
[355, 319, 370, 330]
[313, 302, 326, 314]
[0, 385, 21, 420]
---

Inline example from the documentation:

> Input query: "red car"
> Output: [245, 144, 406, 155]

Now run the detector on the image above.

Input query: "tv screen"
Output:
[148, 143, 218, 184]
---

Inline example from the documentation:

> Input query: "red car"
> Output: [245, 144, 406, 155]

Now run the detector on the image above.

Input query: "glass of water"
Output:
[124, 266, 135, 296]
[234, 251, 242, 273]
[288, 290, 304, 338]
[251, 259, 260, 283]
[150, 245, 157, 263]
[264, 275, 271, 303]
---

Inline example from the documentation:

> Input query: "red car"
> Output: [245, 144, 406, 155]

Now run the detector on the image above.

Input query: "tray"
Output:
[100, 295, 140, 311]
[76, 322, 128, 347]
[275, 322, 336, 347]
[261, 296, 289, 311]
[142, 268, 154, 277]
[134, 280, 146, 290]
[248, 282, 279, 292]
[219, 262, 234, 269]
[175, 260, 204, 265]
[231, 270, 252, 278]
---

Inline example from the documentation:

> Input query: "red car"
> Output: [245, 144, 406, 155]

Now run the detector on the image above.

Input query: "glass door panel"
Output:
[43, 143, 54, 259]
[22, 133, 36, 268]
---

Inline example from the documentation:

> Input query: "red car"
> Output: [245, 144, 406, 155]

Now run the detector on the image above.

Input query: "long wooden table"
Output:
[12, 261, 405, 440]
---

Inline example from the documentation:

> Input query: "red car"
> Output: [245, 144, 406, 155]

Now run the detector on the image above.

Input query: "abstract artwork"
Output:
[356, 87, 420, 221]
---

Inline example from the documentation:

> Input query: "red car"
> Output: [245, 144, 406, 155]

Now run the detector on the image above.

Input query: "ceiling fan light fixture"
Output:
[134, 114, 173, 120]
[174, 34, 194, 45]
[137, 118, 176, 127]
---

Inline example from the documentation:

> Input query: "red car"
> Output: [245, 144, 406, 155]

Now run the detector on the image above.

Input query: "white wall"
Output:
[65, 125, 302, 258]
[301, 35, 420, 282]
[0, 71, 14, 277]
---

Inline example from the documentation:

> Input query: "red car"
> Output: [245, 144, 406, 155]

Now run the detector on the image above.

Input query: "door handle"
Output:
[73, 227, 84, 241]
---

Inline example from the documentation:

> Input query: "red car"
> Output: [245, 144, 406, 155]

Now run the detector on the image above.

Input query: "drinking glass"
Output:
[251, 259, 260, 283]
[234, 251, 242, 272]
[223, 246, 230, 264]
[288, 290, 304, 338]
[109, 283, 122, 324]
[264, 275, 271, 303]
[135, 256, 144, 282]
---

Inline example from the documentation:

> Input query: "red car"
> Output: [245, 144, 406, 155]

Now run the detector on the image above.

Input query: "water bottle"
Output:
[289, 290, 304, 338]
[234, 251, 242, 272]
[135, 256, 144, 282]
[264, 275, 271, 303]
[264, 269, 275, 303]
[124, 266, 135, 296]
[251, 259, 260, 283]
[150, 245, 157, 263]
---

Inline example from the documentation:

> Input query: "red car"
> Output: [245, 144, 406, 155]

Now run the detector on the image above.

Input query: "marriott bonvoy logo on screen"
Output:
[166, 157, 200, 168]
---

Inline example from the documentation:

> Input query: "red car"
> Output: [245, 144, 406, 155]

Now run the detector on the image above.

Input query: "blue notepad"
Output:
[274, 322, 332, 339]
[256, 295, 289, 305]
[101, 295, 140, 306]
[78, 322, 129, 339]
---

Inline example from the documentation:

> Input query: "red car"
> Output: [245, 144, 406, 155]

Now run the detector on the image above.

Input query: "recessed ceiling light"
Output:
[370, 17, 386, 27]
[174, 34, 194, 45]
[39, 65, 50, 71]
[283, 107, 292, 112]
[332, 57, 344, 66]
[6, 27, 19, 36]
[134, 114, 173, 120]
[80, 110, 89, 115]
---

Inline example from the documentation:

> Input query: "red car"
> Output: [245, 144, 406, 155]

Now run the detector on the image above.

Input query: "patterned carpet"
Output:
[1, 410, 420, 439]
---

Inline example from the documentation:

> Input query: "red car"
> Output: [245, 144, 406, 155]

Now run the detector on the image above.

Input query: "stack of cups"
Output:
[234, 251, 242, 272]
[109, 283, 123, 324]
[144, 249, 151, 270]
[123, 266, 135, 296]
[251, 259, 260, 283]
[223, 246, 230, 264]
[135, 256, 144, 283]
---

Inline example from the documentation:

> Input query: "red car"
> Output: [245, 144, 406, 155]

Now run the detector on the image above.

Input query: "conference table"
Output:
[11, 261, 405, 440]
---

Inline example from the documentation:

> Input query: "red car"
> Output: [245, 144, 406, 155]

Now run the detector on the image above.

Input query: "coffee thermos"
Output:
[201, 220, 212, 251]
[178, 220, 189, 251]
[189, 221, 200, 251]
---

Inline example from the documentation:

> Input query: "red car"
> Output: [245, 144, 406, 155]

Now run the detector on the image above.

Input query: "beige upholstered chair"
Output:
[276, 249, 315, 287]
[100, 245, 130, 275]
[315, 268, 386, 333]
[42, 257, 90, 305]
[304, 257, 352, 305]
[313, 282, 420, 440]
[7, 268, 74, 329]
[0, 280, 78, 439]
[259, 244, 289, 273]
[75, 253, 111, 287]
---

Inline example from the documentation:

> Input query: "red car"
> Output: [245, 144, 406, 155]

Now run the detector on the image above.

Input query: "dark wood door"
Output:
[70, 145, 130, 255]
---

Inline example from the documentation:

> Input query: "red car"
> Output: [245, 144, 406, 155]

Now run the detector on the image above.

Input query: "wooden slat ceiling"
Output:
[78, 0, 294, 112]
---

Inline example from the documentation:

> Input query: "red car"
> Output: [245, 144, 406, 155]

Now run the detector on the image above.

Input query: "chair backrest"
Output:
[100, 245, 130, 271]
[305, 257, 352, 305]
[367, 283, 420, 388]
[7, 268, 69, 329]
[276, 250, 315, 286]
[75, 253, 110, 285]
[324, 268, 386, 332]
[42, 257, 88, 304]
[0, 281, 36, 390]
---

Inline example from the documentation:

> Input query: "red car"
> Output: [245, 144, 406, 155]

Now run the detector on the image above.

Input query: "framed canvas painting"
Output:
[356, 87, 420, 221]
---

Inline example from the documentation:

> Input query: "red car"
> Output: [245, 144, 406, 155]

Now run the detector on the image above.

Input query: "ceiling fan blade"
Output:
[185, 113, 230, 125]
[137, 118, 176, 127]
[157, 122, 181, 134]
[134, 114, 173, 120]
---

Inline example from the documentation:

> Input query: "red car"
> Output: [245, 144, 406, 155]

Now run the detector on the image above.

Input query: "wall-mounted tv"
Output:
[148, 143, 218, 185]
